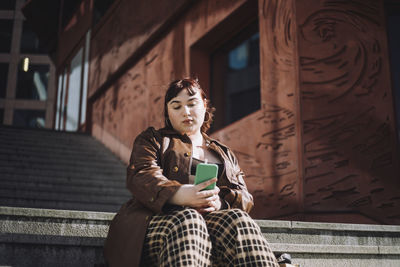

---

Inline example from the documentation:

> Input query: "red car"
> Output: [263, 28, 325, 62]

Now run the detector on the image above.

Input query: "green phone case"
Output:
[194, 163, 218, 190]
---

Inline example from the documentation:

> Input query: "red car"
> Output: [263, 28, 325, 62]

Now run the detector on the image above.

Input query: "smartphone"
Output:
[194, 163, 218, 190]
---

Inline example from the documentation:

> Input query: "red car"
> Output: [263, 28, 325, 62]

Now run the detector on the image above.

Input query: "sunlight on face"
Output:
[167, 90, 206, 136]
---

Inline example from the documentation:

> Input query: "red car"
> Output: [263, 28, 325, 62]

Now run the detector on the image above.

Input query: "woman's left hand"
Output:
[196, 186, 222, 214]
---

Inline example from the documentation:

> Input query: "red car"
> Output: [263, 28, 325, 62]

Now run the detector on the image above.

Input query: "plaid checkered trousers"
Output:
[141, 208, 279, 267]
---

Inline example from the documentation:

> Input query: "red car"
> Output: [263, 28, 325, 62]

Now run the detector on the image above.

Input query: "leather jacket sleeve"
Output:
[219, 148, 254, 213]
[126, 127, 182, 214]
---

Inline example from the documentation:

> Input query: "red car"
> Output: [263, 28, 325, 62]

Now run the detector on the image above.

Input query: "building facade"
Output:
[23, 0, 400, 224]
[0, 0, 56, 128]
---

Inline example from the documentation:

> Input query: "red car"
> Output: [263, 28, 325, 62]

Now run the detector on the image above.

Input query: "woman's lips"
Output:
[182, 119, 193, 124]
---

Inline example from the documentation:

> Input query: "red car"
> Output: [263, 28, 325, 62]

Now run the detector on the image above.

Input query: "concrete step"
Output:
[0, 153, 125, 168]
[0, 199, 122, 212]
[0, 188, 129, 207]
[0, 145, 114, 166]
[0, 206, 112, 266]
[0, 175, 127, 190]
[0, 126, 128, 162]
[0, 127, 104, 145]
[0, 126, 129, 212]
[0, 144, 122, 161]
[0, 136, 112, 153]
[0, 160, 126, 174]
[0, 165, 125, 177]
[0, 170, 127, 185]
[256, 219, 400, 266]
[1, 206, 399, 267]
[1, 180, 131, 196]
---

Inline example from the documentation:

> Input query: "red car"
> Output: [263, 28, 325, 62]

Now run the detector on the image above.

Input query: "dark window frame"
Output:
[385, 0, 400, 146]
[0, 63, 9, 98]
[0, 109, 4, 125]
[0, 19, 14, 53]
[16, 62, 50, 101]
[0, 0, 16, 10]
[12, 109, 46, 128]
[20, 20, 48, 54]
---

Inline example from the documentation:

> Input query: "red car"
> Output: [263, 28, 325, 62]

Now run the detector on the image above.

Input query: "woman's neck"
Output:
[187, 130, 204, 147]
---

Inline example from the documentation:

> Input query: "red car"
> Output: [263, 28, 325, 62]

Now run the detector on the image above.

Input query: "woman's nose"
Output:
[182, 106, 190, 115]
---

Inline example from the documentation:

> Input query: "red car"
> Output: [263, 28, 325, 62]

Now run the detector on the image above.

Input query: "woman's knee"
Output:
[223, 209, 252, 223]
[171, 208, 207, 230]
[226, 208, 249, 218]
[173, 208, 203, 220]
[223, 209, 260, 231]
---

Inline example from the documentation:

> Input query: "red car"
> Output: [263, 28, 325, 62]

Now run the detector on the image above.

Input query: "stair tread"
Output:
[0, 126, 129, 212]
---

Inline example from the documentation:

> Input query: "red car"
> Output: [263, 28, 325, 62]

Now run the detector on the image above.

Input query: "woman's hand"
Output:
[196, 193, 221, 214]
[168, 178, 221, 213]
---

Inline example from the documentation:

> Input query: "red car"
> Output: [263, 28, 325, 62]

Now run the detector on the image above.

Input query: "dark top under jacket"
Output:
[190, 157, 224, 178]
[104, 126, 254, 267]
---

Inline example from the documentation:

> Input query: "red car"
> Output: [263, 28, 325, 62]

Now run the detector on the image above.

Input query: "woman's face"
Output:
[167, 89, 206, 136]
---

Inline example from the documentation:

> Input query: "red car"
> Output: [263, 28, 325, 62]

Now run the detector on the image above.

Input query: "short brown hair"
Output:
[164, 78, 215, 133]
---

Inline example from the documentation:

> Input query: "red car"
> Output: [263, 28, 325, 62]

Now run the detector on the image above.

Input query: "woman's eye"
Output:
[188, 101, 198, 107]
[173, 106, 181, 110]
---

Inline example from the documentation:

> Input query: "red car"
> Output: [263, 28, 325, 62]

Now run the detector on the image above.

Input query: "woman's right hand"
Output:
[168, 178, 220, 208]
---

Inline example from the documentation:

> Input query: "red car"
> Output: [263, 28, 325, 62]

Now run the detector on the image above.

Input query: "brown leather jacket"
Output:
[104, 127, 254, 267]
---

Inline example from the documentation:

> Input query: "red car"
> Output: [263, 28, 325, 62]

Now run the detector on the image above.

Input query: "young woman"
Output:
[104, 78, 278, 267]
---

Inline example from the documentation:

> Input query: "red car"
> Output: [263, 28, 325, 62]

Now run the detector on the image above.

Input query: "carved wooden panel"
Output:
[297, 0, 400, 224]
[212, 0, 300, 219]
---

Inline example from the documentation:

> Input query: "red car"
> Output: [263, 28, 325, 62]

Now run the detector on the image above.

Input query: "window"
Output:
[55, 68, 68, 130]
[0, 63, 8, 98]
[81, 30, 91, 125]
[66, 47, 83, 131]
[386, 2, 400, 143]
[20, 21, 47, 54]
[55, 74, 63, 130]
[210, 21, 260, 131]
[0, 0, 15, 10]
[55, 30, 90, 131]
[16, 62, 49, 100]
[60, 68, 68, 129]
[13, 109, 45, 128]
[0, 19, 13, 53]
